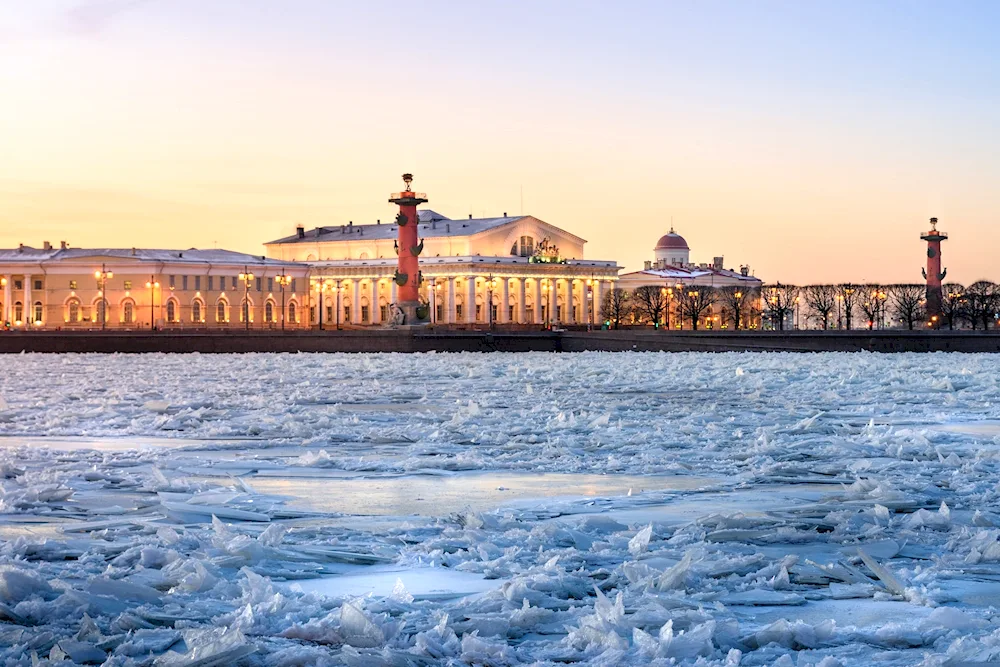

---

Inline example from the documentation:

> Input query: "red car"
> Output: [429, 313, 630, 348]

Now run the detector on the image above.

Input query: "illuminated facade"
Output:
[0, 245, 309, 330]
[266, 211, 619, 326]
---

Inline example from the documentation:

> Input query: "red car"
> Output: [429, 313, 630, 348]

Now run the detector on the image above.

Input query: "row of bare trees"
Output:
[600, 281, 1000, 331]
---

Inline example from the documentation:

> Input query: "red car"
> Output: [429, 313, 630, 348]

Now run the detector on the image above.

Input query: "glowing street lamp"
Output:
[238, 267, 254, 331]
[94, 264, 114, 330]
[144, 276, 160, 331]
[275, 270, 292, 331]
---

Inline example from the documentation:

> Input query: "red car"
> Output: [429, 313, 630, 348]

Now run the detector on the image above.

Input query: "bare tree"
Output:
[717, 286, 757, 330]
[889, 284, 925, 330]
[837, 283, 860, 330]
[762, 283, 798, 331]
[857, 285, 888, 330]
[965, 280, 999, 330]
[677, 287, 717, 330]
[940, 283, 966, 330]
[631, 286, 668, 328]
[803, 285, 837, 330]
[600, 288, 631, 330]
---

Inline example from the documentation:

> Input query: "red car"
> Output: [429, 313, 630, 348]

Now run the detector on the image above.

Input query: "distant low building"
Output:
[0, 244, 309, 330]
[265, 211, 619, 326]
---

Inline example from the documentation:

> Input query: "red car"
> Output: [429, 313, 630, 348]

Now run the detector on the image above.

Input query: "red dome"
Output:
[655, 231, 689, 250]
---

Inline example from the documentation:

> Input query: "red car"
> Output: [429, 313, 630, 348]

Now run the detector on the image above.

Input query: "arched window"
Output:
[514, 236, 534, 257]
[166, 300, 176, 322]
[13, 302, 22, 323]
[192, 300, 203, 323]
[265, 301, 274, 323]
[33, 301, 43, 324]
[123, 301, 134, 324]
[67, 299, 80, 323]
[288, 301, 297, 324]
[216, 301, 227, 323]
[94, 300, 105, 325]
[240, 300, 251, 322]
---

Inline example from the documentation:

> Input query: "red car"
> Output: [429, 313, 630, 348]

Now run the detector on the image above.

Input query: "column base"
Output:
[385, 300, 431, 327]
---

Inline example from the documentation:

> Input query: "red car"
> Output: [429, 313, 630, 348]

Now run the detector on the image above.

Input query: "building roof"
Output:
[655, 230, 689, 250]
[267, 212, 527, 245]
[0, 247, 305, 267]
[621, 266, 761, 283]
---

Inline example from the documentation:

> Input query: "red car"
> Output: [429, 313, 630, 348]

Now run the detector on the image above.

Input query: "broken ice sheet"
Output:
[0, 352, 996, 664]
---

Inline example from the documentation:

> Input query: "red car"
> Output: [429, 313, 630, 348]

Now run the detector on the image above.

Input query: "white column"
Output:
[517, 278, 526, 324]
[466, 276, 476, 323]
[500, 277, 509, 324]
[447, 277, 456, 323]
[549, 279, 557, 324]
[532, 279, 542, 324]
[2, 275, 10, 324]
[23, 274, 32, 326]
[390, 280, 397, 305]
[596, 281, 608, 324]
[351, 281, 360, 323]
[370, 280, 380, 324]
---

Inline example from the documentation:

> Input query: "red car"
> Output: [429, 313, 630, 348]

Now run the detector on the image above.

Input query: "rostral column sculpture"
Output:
[388, 174, 429, 324]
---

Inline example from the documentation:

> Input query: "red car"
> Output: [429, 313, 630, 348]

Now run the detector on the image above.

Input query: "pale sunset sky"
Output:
[1, 1, 998, 284]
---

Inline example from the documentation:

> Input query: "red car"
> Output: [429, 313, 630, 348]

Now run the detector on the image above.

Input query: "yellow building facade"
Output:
[0, 246, 310, 330]
[266, 211, 620, 326]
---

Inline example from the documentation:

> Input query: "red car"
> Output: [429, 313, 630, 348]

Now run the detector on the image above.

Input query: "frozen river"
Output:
[0, 352, 999, 665]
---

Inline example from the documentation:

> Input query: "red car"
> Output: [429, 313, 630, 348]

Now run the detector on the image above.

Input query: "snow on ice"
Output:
[0, 352, 997, 664]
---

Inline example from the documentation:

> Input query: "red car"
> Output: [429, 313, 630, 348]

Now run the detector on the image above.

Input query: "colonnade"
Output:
[308, 275, 615, 326]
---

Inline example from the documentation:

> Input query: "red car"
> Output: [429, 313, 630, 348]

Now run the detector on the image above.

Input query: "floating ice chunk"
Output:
[390, 578, 414, 604]
[0, 566, 52, 603]
[57, 639, 106, 664]
[919, 607, 987, 632]
[340, 602, 385, 648]
[657, 552, 693, 591]
[721, 590, 806, 606]
[88, 578, 162, 604]
[857, 547, 907, 596]
[144, 400, 171, 414]
[628, 524, 653, 557]
[154, 627, 254, 666]
[460, 632, 515, 664]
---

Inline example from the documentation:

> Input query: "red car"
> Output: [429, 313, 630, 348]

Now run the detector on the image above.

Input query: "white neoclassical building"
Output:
[0, 244, 310, 330]
[265, 211, 620, 326]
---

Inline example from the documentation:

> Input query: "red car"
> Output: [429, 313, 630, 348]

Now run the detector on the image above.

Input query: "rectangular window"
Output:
[169, 275, 175, 288]
[208, 276, 214, 291]
[124, 280, 132, 290]
[182, 276, 189, 290]
[231, 276, 237, 290]
[456, 304, 463, 319]
[69, 280, 77, 289]
[361, 305, 369, 323]
[326, 306, 334, 322]
[33, 279, 42, 290]
[14, 279, 22, 290]
[194, 276, 201, 290]
[343, 306, 350, 323]
[290, 279, 297, 292]
[255, 277, 262, 292]
[267, 277, 273, 292]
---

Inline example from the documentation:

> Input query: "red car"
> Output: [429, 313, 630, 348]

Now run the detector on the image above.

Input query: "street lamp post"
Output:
[335, 281, 342, 330]
[275, 270, 292, 331]
[238, 266, 254, 331]
[144, 276, 159, 331]
[94, 264, 114, 331]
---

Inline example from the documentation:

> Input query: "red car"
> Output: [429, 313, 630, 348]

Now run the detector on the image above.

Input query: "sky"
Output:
[1, 0, 999, 284]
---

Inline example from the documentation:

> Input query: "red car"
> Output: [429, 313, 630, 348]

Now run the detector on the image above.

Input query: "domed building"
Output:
[617, 227, 763, 329]
[653, 229, 690, 267]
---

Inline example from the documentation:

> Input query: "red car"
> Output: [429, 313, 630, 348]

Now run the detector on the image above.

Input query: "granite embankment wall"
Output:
[0, 330, 998, 353]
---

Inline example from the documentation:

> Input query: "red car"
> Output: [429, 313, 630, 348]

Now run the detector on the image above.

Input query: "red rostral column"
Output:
[921, 217, 948, 326]
[388, 173, 428, 323]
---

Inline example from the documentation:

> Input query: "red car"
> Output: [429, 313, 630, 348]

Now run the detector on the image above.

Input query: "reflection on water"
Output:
[0, 436, 225, 452]
[249, 471, 719, 516]
[932, 421, 1000, 436]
